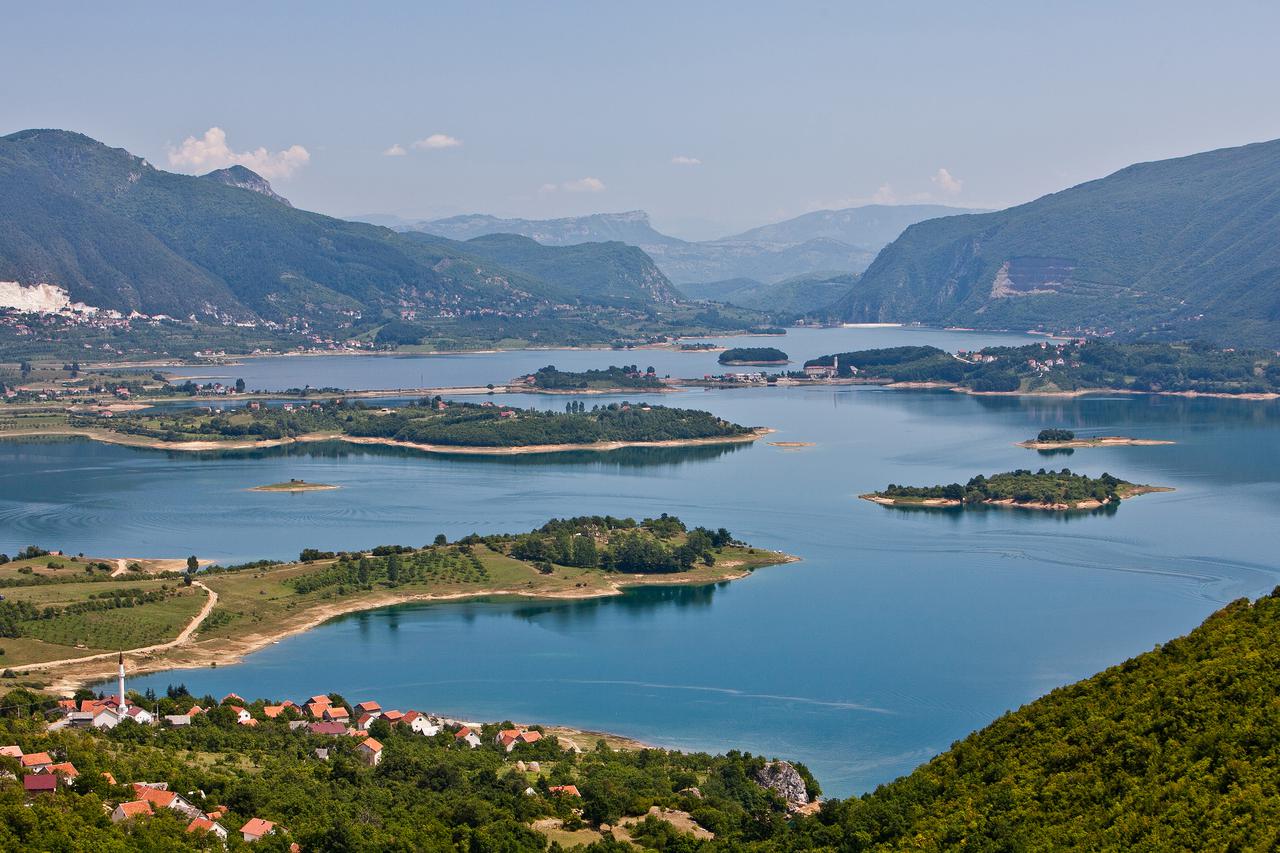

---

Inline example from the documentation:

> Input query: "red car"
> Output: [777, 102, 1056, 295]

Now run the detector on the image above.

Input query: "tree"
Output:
[386, 553, 401, 584]
[357, 557, 371, 586]
[235, 378, 246, 393]
[186, 555, 199, 573]
[433, 534, 448, 547]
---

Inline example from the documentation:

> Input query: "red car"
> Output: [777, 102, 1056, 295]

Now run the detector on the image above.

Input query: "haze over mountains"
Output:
[839, 139, 1280, 345]
[402, 205, 978, 287]
[0, 130, 679, 325]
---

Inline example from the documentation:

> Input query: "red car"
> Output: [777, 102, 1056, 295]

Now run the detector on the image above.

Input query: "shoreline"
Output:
[0, 426, 774, 456]
[860, 484, 1173, 511]
[20, 552, 800, 695]
[248, 481, 341, 492]
[1016, 436, 1176, 449]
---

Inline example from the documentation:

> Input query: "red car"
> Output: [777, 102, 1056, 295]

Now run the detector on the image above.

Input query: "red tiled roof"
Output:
[0, 745, 21, 758]
[101, 772, 117, 785]
[49, 762, 78, 778]
[354, 701, 381, 713]
[187, 816, 217, 834]
[116, 800, 154, 818]
[24, 774, 57, 793]
[133, 784, 177, 808]
[549, 784, 581, 797]
[359, 737, 383, 753]
[21, 752, 52, 767]
[263, 705, 286, 718]
[309, 721, 347, 736]
[455, 726, 473, 737]
[241, 817, 275, 837]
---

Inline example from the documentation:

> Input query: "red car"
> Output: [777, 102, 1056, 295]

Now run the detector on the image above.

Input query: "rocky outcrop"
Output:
[753, 760, 809, 806]
[202, 165, 292, 206]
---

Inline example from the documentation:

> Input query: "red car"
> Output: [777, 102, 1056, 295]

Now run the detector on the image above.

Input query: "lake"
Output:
[5, 327, 1279, 796]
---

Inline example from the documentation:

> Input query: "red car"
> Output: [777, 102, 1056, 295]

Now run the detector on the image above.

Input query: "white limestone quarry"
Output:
[0, 281, 74, 313]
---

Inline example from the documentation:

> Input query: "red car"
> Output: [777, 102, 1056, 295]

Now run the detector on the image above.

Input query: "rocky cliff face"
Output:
[753, 760, 809, 805]
[201, 165, 292, 206]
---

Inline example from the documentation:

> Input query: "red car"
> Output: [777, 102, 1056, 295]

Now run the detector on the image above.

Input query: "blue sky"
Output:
[6, 1, 1280, 238]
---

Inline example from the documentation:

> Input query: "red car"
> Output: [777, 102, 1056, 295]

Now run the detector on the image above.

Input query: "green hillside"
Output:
[7, 588, 1280, 849]
[681, 272, 857, 315]
[0, 130, 679, 326]
[837, 138, 1280, 345]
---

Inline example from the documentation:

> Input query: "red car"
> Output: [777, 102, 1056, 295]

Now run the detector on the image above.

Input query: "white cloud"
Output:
[671, 155, 702, 166]
[871, 183, 897, 204]
[562, 176, 606, 193]
[412, 133, 462, 150]
[167, 127, 310, 179]
[383, 143, 407, 157]
[931, 167, 963, 194]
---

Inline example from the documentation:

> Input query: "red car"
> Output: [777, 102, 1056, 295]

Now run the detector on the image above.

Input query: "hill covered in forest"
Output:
[836, 138, 1280, 345]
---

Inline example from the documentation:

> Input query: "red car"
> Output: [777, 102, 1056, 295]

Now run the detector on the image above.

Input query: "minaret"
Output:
[117, 652, 127, 711]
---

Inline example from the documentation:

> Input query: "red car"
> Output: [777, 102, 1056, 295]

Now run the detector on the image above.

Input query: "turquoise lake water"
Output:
[4, 327, 1279, 796]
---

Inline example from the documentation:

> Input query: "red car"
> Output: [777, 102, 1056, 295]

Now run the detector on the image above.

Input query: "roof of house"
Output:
[359, 737, 383, 753]
[133, 784, 178, 808]
[49, 762, 78, 778]
[21, 752, 52, 767]
[357, 713, 375, 727]
[455, 726, 473, 737]
[24, 774, 58, 792]
[380, 710, 403, 721]
[187, 816, 218, 834]
[307, 695, 331, 705]
[309, 721, 347, 736]
[323, 706, 349, 718]
[116, 800, 154, 818]
[101, 772, 117, 785]
[519, 731, 542, 743]
[549, 784, 581, 797]
[263, 705, 286, 718]
[0, 745, 21, 758]
[354, 701, 381, 713]
[230, 705, 248, 715]
[221, 693, 244, 704]
[241, 817, 275, 836]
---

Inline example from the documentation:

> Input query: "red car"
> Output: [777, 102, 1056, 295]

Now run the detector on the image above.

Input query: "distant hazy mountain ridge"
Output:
[411, 205, 979, 286]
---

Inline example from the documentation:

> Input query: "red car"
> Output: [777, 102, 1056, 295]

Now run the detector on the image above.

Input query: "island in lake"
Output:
[1017, 428, 1175, 449]
[719, 346, 789, 365]
[250, 479, 339, 492]
[4, 399, 769, 456]
[515, 363, 666, 392]
[0, 516, 794, 687]
[862, 468, 1171, 511]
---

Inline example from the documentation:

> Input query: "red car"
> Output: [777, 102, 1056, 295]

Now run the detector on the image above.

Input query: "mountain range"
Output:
[403, 205, 977, 286]
[0, 130, 678, 326]
[837, 138, 1280, 345]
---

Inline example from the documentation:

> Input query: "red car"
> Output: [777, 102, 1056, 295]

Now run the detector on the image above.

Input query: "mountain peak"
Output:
[201, 165, 291, 206]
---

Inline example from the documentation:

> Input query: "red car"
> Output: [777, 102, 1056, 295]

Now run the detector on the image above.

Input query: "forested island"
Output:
[862, 468, 1169, 510]
[6, 585, 1280, 849]
[1017, 428, 1175, 450]
[801, 341, 1280, 396]
[718, 347, 789, 365]
[9, 399, 767, 455]
[0, 517, 792, 676]
[520, 364, 663, 391]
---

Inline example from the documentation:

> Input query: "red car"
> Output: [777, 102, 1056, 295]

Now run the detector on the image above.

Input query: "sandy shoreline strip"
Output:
[0, 426, 774, 456]
[1016, 437, 1176, 449]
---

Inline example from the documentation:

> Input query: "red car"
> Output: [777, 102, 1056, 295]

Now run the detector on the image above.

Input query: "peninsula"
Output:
[2, 399, 769, 456]
[861, 468, 1171, 511]
[0, 516, 795, 687]
[1017, 428, 1175, 450]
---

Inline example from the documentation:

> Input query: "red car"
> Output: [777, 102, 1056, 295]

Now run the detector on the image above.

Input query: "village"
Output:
[4, 655, 584, 846]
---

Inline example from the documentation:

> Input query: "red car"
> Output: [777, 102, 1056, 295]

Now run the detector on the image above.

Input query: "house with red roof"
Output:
[308, 721, 348, 736]
[111, 800, 154, 822]
[262, 705, 287, 719]
[187, 816, 229, 840]
[23, 774, 58, 795]
[400, 711, 441, 736]
[454, 726, 482, 748]
[548, 784, 581, 798]
[132, 782, 203, 819]
[353, 700, 381, 716]
[496, 729, 543, 752]
[0, 745, 21, 759]
[48, 762, 78, 779]
[222, 693, 245, 705]
[357, 737, 384, 766]
[20, 752, 52, 772]
[241, 817, 276, 842]
[322, 705, 350, 722]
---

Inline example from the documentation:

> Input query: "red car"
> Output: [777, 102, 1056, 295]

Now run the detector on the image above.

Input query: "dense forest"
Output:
[526, 365, 663, 391]
[874, 469, 1136, 506]
[79, 400, 755, 448]
[717, 348, 788, 364]
[493, 515, 735, 574]
[803, 341, 1280, 395]
[8, 587, 1280, 849]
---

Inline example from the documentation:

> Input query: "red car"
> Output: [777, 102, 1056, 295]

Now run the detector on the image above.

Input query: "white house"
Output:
[241, 817, 275, 842]
[356, 737, 383, 767]
[401, 711, 440, 736]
